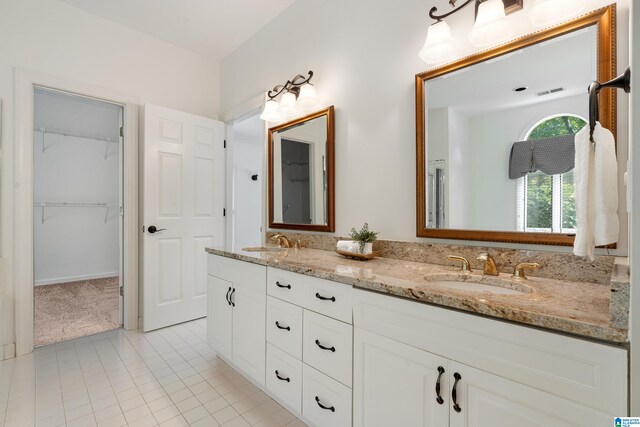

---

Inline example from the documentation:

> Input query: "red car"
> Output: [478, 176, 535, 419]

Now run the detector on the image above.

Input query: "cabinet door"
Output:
[353, 328, 449, 427]
[207, 276, 233, 360]
[232, 282, 267, 386]
[449, 361, 613, 427]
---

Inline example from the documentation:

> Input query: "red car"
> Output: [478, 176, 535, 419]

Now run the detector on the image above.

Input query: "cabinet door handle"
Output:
[275, 321, 290, 331]
[230, 288, 236, 307]
[275, 370, 290, 382]
[435, 366, 445, 404]
[315, 396, 335, 412]
[315, 292, 336, 302]
[452, 372, 462, 413]
[315, 339, 335, 352]
[276, 281, 291, 289]
[225, 287, 231, 306]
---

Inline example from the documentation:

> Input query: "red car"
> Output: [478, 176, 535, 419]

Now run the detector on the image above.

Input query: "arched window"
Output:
[516, 114, 587, 233]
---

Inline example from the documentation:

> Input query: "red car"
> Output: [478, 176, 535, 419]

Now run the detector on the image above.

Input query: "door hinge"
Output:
[223, 208, 226, 217]
[224, 139, 226, 148]
[119, 287, 124, 297]
[120, 126, 124, 137]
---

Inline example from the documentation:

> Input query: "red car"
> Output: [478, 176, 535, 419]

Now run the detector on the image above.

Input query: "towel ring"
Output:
[588, 66, 631, 142]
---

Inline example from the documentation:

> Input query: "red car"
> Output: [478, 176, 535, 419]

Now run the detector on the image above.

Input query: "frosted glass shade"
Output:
[419, 20, 456, 64]
[297, 83, 320, 111]
[259, 99, 281, 122]
[469, 0, 513, 47]
[529, 0, 584, 27]
[278, 92, 298, 117]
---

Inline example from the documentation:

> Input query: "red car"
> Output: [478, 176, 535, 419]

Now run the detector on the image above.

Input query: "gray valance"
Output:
[508, 134, 576, 179]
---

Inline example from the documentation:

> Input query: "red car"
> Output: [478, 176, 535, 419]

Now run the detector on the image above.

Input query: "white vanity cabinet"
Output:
[207, 255, 267, 386]
[353, 289, 628, 427]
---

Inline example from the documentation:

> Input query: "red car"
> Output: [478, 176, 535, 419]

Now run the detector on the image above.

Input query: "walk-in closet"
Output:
[33, 88, 123, 346]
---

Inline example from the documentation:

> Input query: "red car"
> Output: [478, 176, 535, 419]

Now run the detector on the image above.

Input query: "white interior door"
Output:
[143, 103, 225, 332]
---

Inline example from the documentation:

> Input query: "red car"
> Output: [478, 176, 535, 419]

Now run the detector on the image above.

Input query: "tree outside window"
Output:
[518, 115, 586, 233]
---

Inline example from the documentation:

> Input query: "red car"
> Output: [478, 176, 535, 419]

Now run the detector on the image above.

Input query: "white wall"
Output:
[0, 0, 221, 355]
[220, 0, 630, 249]
[233, 139, 263, 248]
[33, 89, 120, 285]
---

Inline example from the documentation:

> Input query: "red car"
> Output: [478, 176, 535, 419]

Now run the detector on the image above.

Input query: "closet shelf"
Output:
[34, 127, 120, 159]
[33, 202, 113, 224]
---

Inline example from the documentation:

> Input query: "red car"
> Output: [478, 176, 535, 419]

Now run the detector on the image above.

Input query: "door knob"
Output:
[147, 226, 166, 234]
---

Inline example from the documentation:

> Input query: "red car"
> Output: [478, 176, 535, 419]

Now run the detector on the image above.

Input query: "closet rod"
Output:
[34, 127, 120, 143]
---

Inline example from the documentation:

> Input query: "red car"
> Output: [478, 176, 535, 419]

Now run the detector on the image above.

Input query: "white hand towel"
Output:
[573, 122, 619, 260]
[337, 240, 358, 252]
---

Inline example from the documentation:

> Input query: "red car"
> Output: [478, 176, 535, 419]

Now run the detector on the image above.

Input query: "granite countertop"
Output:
[205, 246, 628, 343]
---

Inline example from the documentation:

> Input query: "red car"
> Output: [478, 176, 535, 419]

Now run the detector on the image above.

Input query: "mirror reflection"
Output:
[424, 26, 597, 233]
[269, 107, 335, 232]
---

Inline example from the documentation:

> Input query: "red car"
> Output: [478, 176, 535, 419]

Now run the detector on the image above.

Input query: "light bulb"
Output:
[259, 99, 281, 122]
[529, 0, 584, 28]
[278, 92, 298, 117]
[297, 83, 320, 111]
[469, 0, 513, 47]
[419, 20, 457, 64]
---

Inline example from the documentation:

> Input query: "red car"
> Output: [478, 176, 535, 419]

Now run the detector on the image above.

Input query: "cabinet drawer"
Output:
[303, 310, 352, 387]
[268, 267, 352, 323]
[208, 255, 266, 294]
[303, 364, 352, 427]
[266, 344, 302, 414]
[267, 296, 303, 359]
[267, 268, 306, 306]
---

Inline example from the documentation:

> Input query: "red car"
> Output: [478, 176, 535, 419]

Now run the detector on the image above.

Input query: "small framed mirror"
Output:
[268, 106, 335, 232]
[416, 5, 617, 246]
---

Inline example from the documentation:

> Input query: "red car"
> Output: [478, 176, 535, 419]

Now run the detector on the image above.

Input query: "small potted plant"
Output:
[349, 223, 379, 254]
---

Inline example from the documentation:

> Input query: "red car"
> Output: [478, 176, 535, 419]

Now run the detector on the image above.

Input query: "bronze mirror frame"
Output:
[268, 106, 335, 232]
[415, 5, 617, 246]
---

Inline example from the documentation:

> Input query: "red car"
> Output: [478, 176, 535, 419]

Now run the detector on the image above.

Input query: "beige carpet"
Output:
[34, 276, 121, 347]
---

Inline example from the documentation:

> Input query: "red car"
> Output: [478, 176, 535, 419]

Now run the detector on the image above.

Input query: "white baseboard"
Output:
[35, 272, 119, 286]
[3, 343, 15, 360]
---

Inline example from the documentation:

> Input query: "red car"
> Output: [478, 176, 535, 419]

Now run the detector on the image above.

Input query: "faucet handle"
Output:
[512, 262, 540, 279]
[448, 255, 472, 272]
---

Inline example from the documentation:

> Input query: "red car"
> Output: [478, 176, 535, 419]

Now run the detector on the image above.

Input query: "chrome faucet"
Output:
[448, 255, 472, 272]
[512, 262, 540, 279]
[477, 252, 499, 276]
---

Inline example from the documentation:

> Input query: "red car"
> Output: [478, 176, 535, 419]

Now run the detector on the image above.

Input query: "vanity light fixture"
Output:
[420, 0, 521, 65]
[529, 0, 584, 28]
[259, 71, 321, 122]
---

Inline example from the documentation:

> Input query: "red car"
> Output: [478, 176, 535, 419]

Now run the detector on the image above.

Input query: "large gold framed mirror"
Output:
[268, 106, 335, 232]
[416, 5, 616, 245]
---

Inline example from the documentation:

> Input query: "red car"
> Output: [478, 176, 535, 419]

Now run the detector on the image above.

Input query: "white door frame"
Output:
[14, 68, 139, 356]
[223, 93, 267, 249]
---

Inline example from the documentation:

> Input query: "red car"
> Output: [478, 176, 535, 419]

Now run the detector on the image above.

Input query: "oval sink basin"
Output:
[241, 246, 286, 253]
[424, 273, 533, 295]
[426, 280, 527, 295]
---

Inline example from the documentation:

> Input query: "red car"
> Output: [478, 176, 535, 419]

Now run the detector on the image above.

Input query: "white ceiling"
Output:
[58, 0, 298, 60]
[427, 27, 597, 116]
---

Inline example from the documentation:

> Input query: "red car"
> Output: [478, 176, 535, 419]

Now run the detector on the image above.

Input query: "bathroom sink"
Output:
[424, 274, 533, 295]
[241, 246, 287, 253]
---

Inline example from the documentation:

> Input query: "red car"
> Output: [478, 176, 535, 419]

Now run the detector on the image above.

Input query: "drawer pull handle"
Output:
[275, 321, 290, 331]
[275, 370, 290, 382]
[315, 339, 335, 352]
[315, 396, 335, 412]
[435, 366, 445, 404]
[225, 287, 232, 306]
[230, 288, 236, 307]
[452, 372, 462, 413]
[276, 281, 291, 289]
[315, 292, 336, 302]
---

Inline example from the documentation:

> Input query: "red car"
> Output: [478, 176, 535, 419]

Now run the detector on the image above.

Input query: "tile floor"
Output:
[0, 319, 308, 427]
